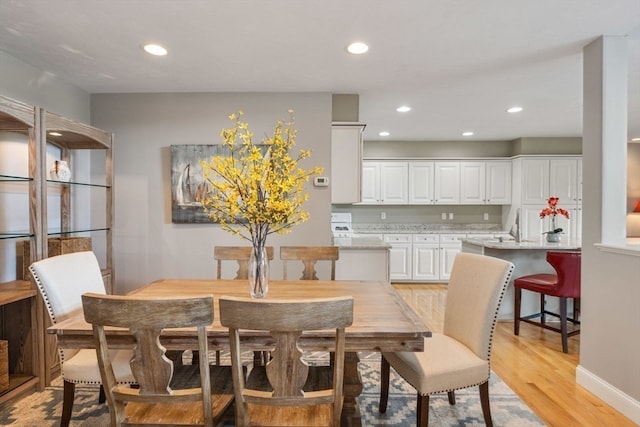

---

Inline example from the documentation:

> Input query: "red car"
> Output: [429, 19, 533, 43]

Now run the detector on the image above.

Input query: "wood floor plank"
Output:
[392, 284, 636, 427]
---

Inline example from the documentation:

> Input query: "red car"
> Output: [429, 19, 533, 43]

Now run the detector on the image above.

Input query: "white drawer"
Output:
[440, 234, 465, 243]
[413, 234, 439, 243]
[384, 234, 412, 243]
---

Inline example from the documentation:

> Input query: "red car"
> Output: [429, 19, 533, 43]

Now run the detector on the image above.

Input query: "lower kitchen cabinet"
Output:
[384, 234, 412, 281]
[413, 235, 439, 281]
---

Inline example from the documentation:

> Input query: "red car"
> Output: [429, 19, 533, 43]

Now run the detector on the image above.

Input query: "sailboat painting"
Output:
[170, 144, 225, 223]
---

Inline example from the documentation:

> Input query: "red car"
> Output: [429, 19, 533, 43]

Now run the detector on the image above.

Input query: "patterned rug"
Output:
[0, 352, 544, 426]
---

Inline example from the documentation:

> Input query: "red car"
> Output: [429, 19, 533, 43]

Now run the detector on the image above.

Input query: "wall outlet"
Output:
[483, 213, 489, 221]
[441, 212, 447, 220]
[380, 212, 386, 220]
[449, 212, 454, 220]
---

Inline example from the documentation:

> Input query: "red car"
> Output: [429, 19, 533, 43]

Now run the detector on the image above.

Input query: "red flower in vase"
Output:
[540, 196, 569, 234]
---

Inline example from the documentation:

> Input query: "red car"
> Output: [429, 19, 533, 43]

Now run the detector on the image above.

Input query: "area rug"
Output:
[0, 352, 544, 426]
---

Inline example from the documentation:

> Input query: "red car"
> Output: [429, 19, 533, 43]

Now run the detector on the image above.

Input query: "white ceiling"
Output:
[1, 0, 638, 142]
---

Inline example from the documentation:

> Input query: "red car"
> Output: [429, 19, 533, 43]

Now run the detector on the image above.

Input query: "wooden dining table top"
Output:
[48, 278, 430, 353]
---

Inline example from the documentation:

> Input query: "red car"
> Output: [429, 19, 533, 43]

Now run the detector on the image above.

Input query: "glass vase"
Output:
[248, 244, 269, 298]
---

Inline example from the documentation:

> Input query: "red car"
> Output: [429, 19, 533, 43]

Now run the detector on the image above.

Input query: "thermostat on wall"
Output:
[314, 176, 329, 187]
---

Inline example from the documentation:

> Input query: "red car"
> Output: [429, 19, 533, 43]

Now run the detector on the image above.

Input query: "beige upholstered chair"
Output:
[379, 253, 514, 426]
[29, 251, 136, 427]
[219, 296, 353, 427]
[280, 246, 339, 280]
[82, 293, 235, 427]
[214, 246, 275, 280]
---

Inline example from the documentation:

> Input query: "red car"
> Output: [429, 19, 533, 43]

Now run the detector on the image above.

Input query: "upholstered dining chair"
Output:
[219, 295, 354, 427]
[379, 253, 514, 427]
[212, 245, 275, 366]
[280, 246, 339, 280]
[514, 250, 581, 353]
[29, 251, 136, 427]
[82, 293, 235, 426]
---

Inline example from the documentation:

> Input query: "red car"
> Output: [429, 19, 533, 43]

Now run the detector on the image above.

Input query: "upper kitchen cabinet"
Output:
[361, 161, 408, 204]
[408, 161, 435, 204]
[460, 160, 511, 204]
[331, 123, 365, 204]
[520, 157, 581, 205]
[433, 161, 460, 204]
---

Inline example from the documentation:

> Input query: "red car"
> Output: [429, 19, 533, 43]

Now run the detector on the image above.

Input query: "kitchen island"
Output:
[462, 238, 581, 319]
[332, 236, 391, 282]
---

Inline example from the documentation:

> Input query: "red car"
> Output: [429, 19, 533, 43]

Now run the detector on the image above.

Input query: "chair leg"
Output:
[98, 384, 106, 403]
[379, 355, 390, 413]
[560, 297, 569, 353]
[447, 391, 455, 405]
[61, 380, 75, 427]
[540, 294, 546, 325]
[479, 381, 493, 427]
[417, 393, 429, 427]
[514, 287, 521, 335]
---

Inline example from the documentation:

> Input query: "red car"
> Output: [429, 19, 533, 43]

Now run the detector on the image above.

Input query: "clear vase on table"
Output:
[546, 217, 561, 243]
[248, 243, 269, 298]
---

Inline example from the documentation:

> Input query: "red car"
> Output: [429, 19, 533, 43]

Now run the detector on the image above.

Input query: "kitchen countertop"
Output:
[352, 223, 508, 235]
[462, 237, 581, 250]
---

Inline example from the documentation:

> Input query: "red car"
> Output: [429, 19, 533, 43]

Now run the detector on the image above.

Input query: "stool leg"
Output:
[540, 294, 546, 325]
[560, 297, 569, 353]
[514, 286, 521, 335]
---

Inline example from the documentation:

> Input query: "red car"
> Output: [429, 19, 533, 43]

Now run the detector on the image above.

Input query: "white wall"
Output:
[90, 93, 333, 294]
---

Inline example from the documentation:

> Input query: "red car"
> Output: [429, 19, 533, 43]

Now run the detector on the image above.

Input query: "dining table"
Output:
[48, 278, 430, 427]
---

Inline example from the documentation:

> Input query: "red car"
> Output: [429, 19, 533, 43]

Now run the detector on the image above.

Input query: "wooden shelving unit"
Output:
[0, 94, 114, 404]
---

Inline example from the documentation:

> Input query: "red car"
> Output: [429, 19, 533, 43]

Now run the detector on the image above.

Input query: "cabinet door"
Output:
[439, 245, 461, 280]
[360, 161, 380, 204]
[380, 162, 408, 204]
[434, 162, 460, 204]
[521, 159, 550, 205]
[408, 162, 434, 204]
[413, 244, 439, 281]
[485, 161, 512, 204]
[521, 204, 549, 242]
[385, 235, 412, 281]
[460, 162, 485, 204]
[331, 125, 363, 204]
[550, 158, 579, 204]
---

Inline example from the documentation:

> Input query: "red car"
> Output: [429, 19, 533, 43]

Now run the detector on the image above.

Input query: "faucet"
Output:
[509, 208, 521, 242]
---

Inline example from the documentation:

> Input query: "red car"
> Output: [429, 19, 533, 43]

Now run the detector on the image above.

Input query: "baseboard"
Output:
[576, 364, 640, 425]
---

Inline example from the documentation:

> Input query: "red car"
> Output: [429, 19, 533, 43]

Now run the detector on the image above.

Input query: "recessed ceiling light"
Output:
[631, 137, 640, 142]
[347, 42, 369, 55]
[396, 106, 411, 113]
[506, 106, 523, 113]
[378, 131, 390, 137]
[143, 44, 168, 56]
[48, 132, 62, 136]
[462, 131, 474, 137]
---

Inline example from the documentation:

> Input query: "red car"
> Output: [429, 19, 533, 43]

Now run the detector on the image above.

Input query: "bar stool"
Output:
[514, 250, 581, 353]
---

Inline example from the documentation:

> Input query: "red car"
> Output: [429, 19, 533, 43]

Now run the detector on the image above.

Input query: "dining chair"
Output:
[214, 245, 275, 280]
[29, 251, 136, 427]
[514, 250, 581, 353]
[212, 245, 275, 366]
[378, 253, 514, 427]
[280, 246, 339, 280]
[81, 292, 235, 427]
[219, 295, 354, 427]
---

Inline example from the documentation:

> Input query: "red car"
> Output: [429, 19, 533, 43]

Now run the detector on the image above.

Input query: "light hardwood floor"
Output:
[392, 284, 636, 427]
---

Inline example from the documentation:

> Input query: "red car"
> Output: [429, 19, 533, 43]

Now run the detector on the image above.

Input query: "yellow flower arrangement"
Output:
[200, 110, 322, 296]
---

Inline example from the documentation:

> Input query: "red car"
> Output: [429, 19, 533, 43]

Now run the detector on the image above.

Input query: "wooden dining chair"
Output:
[219, 295, 354, 427]
[81, 292, 235, 427]
[214, 246, 275, 280]
[280, 246, 339, 280]
[378, 253, 514, 427]
[29, 251, 136, 427]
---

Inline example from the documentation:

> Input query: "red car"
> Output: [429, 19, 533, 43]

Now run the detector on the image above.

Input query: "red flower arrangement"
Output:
[539, 196, 570, 220]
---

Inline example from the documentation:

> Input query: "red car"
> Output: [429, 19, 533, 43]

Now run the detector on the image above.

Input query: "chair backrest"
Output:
[546, 251, 581, 298]
[214, 246, 275, 279]
[29, 251, 106, 324]
[280, 246, 339, 280]
[82, 292, 216, 426]
[443, 253, 514, 362]
[219, 296, 353, 426]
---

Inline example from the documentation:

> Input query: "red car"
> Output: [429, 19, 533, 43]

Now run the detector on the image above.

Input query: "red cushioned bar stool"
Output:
[514, 250, 581, 353]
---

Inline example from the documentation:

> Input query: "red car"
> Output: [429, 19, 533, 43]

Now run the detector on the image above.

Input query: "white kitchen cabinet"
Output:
[412, 234, 439, 281]
[331, 124, 364, 204]
[384, 234, 412, 281]
[360, 161, 408, 204]
[460, 161, 511, 204]
[408, 161, 435, 204]
[438, 234, 464, 280]
[549, 158, 581, 204]
[434, 161, 460, 204]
